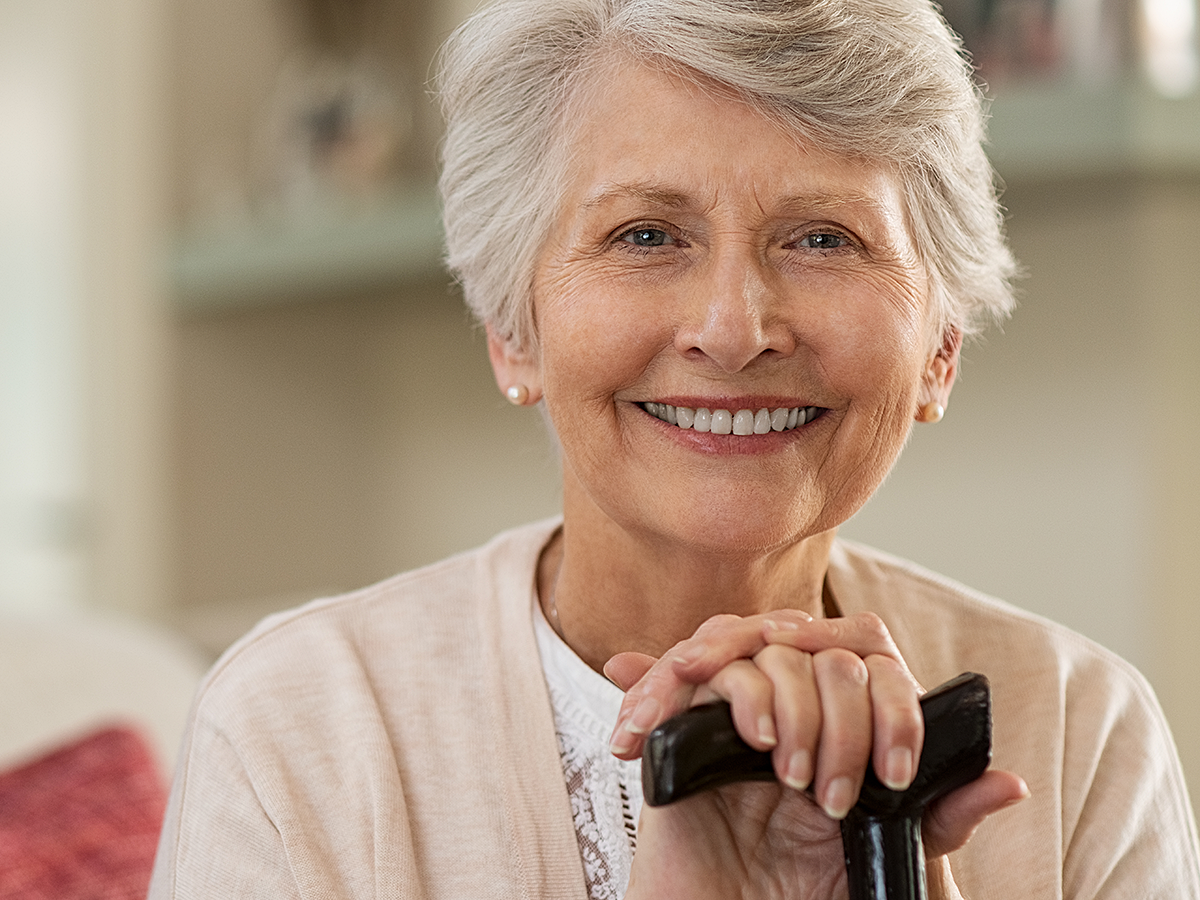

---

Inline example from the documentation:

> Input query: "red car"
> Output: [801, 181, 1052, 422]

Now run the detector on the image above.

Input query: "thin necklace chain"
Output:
[540, 531, 569, 643]
[544, 587, 567, 642]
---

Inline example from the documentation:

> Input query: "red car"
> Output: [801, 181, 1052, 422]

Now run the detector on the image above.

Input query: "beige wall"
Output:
[7, 0, 1193, 818]
[1144, 177, 1200, 795]
[171, 287, 562, 646]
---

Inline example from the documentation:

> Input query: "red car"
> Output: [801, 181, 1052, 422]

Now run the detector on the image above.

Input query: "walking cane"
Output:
[642, 672, 992, 900]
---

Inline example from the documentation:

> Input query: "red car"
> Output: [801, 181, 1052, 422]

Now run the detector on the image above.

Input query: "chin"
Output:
[639, 500, 836, 559]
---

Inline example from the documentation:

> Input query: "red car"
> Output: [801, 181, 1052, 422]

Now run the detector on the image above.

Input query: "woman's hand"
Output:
[609, 612, 924, 814]
[604, 612, 1028, 900]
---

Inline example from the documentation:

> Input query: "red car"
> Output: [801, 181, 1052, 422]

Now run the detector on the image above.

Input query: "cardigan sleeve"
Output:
[1058, 653, 1200, 899]
[148, 718, 302, 899]
[144, 526, 572, 900]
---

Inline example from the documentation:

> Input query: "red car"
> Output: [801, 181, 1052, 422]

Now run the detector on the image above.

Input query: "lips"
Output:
[640, 403, 823, 435]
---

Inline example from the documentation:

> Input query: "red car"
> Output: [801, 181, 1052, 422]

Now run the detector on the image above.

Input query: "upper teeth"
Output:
[641, 403, 820, 434]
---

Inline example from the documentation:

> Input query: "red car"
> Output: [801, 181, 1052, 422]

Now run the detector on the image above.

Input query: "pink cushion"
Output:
[0, 726, 168, 900]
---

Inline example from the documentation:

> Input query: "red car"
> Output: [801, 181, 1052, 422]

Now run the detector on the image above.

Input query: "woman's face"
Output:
[492, 58, 957, 556]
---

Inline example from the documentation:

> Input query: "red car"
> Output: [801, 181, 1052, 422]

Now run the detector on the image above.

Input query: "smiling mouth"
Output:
[640, 403, 824, 435]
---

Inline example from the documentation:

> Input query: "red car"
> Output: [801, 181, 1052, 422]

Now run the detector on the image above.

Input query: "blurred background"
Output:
[1, 0, 1198, 812]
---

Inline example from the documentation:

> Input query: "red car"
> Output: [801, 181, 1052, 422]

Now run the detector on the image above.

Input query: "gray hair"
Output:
[436, 0, 1018, 353]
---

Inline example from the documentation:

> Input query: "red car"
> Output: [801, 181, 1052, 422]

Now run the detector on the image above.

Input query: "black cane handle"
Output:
[641, 672, 992, 900]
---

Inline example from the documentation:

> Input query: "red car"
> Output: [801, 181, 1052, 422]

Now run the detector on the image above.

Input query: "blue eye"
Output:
[621, 227, 673, 248]
[798, 232, 847, 250]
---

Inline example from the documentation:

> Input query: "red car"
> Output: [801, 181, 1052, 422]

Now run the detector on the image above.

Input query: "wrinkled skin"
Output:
[489, 54, 1029, 900]
[604, 616, 1027, 900]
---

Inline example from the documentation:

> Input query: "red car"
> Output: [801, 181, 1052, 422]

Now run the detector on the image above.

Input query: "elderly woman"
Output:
[150, 0, 1200, 897]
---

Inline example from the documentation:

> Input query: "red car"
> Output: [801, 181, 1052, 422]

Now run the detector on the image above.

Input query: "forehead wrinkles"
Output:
[555, 56, 925, 276]
[578, 178, 904, 237]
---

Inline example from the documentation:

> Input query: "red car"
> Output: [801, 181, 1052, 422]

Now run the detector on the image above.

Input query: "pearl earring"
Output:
[506, 384, 530, 406]
[919, 401, 945, 423]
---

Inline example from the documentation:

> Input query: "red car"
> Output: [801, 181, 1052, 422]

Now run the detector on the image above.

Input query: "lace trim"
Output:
[534, 605, 643, 900]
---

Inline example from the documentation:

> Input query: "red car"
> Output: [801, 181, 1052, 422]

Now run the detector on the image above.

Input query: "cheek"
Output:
[813, 299, 928, 401]
[537, 278, 668, 396]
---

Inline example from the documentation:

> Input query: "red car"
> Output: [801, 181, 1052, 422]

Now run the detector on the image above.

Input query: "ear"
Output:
[917, 326, 962, 421]
[486, 323, 543, 404]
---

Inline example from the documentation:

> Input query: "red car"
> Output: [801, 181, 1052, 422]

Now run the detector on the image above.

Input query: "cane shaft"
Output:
[841, 812, 925, 900]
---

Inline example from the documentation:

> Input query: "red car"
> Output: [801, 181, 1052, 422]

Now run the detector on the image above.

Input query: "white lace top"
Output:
[533, 604, 644, 900]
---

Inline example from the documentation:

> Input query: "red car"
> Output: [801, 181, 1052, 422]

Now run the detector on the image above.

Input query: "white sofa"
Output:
[0, 612, 209, 775]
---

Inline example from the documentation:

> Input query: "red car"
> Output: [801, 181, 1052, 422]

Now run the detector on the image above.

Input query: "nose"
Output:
[674, 244, 796, 373]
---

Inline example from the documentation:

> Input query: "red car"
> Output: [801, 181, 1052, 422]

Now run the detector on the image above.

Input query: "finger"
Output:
[923, 769, 1030, 857]
[704, 659, 778, 751]
[603, 651, 657, 691]
[670, 609, 813, 683]
[864, 654, 923, 791]
[753, 644, 820, 790]
[763, 612, 917, 687]
[610, 617, 760, 756]
[811, 648, 872, 820]
[610, 611, 809, 757]
[609, 657, 698, 759]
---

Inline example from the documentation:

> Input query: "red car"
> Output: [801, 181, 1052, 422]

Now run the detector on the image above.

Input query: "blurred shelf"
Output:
[168, 187, 445, 313]
[987, 80, 1200, 182]
[167, 82, 1200, 312]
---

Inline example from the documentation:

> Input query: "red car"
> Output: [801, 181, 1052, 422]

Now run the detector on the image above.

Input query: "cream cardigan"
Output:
[149, 519, 1200, 898]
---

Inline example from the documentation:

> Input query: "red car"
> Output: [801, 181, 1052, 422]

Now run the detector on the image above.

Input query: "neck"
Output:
[538, 494, 837, 673]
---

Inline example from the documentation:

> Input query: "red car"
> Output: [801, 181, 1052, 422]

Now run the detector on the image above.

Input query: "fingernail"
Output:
[884, 747, 914, 791]
[823, 777, 855, 820]
[764, 619, 801, 632]
[1002, 780, 1032, 807]
[670, 643, 707, 666]
[757, 715, 777, 748]
[609, 728, 636, 755]
[783, 749, 812, 790]
[627, 697, 662, 735]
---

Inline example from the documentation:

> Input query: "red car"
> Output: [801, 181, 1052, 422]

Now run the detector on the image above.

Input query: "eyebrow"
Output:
[579, 183, 694, 212]
[578, 181, 893, 220]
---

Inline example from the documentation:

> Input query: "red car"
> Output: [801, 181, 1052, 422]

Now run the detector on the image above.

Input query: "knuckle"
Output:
[637, 658, 679, 693]
[700, 613, 742, 632]
[816, 647, 869, 685]
[770, 608, 812, 625]
[825, 717, 871, 760]
[760, 643, 813, 678]
[883, 702, 924, 743]
[822, 615, 851, 642]
[665, 637, 693, 659]
[866, 651, 919, 696]
[754, 642, 790, 666]
[716, 656, 761, 685]
[693, 613, 741, 639]
[852, 611, 889, 643]
[865, 651, 905, 679]
[741, 670, 775, 706]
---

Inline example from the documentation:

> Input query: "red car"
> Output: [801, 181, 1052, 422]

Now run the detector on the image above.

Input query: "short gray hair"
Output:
[436, 0, 1018, 353]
